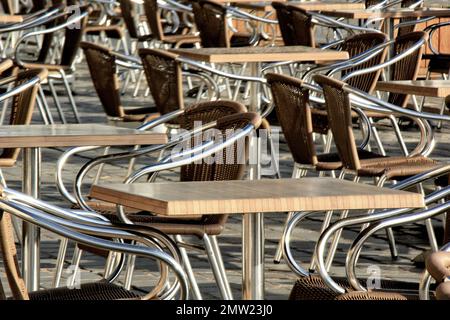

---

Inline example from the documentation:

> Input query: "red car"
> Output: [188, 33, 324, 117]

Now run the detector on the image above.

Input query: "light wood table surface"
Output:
[0, 14, 23, 23]
[321, 7, 450, 19]
[91, 178, 424, 299]
[7, 124, 166, 292]
[171, 45, 349, 64]
[236, 1, 365, 12]
[376, 80, 450, 98]
[0, 123, 167, 148]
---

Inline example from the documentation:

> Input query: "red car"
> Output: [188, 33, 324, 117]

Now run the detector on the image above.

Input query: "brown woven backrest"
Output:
[179, 101, 257, 226]
[341, 32, 388, 94]
[192, 0, 229, 48]
[272, 2, 314, 47]
[272, 2, 295, 46]
[388, 31, 427, 107]
[142, 0, 164, 41]
[81, 42, 124, 118]
[138, 48, 184, 115]
[314, 74, 361, 170]
[0, 209, 29, 300]
[397, 0, 423, 36]
[1, 69, 48, 162]
[60, 5, 90, 67]
[286, 5, 315, 47]
[365, 0, 385, 8]
[119, 0, 139, 39]
[266, 73, 317, 166]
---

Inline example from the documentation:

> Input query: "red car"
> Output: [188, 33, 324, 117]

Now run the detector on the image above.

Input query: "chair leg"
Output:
[52, 237, 69, 288]
[36, 95, 50, 125]
[68, 245, 83, 287]
[210, 235, 233, 299]
[38, 87, 54, 124]
[273, 165, 305, 263]
[93, 146, 110, 185]
[124, 254, 136, 290]
[175, 235, 203, 300]
[59, 70, 81, 123]
[47, 80, 67, 124]
[203, 234, 231, 300]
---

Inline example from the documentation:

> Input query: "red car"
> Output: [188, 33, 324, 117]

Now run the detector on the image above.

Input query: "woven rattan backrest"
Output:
[1, 69, 48, 161]
[192, 0, 229, 48]
[60, 5, 90, 67]
[138, 48, 184, 115]
[266, 73, 317, 165]
[272, 2, 295, 46]
[287, 5, 315, 47]
[0, 209, 29, 300]
[397, 0, 423, 36]
[341, 32, 388, 94]
[120, 0, 139, 39]
[179, 101, 253, 225]
[143, 0, 164, 41]
[388, 31, 427, 107]
[81, 41, 124, 118]
[314, 74, 361, 170]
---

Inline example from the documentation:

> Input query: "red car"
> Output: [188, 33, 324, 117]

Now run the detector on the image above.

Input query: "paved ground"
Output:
[0, 57, 448, 300]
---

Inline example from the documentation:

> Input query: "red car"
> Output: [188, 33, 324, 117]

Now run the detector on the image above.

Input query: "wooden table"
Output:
[91, 178, 425, 299]
[231, 1, 365, 12]
[0, 14, 23, 23]
[4, 124, 167, 291]
[376, 80, 450, 98]
[321, 7, 450, 20]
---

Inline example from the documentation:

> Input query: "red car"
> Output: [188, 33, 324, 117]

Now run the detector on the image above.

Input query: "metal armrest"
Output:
[346, 191, 450, 293]
[0, 196, 188, 300]
[314, 182, 450, 294]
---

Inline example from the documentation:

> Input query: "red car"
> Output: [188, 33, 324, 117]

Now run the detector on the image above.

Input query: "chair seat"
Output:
[357, 156, 439, 177]
[314, 149, 386, 171]
[22, 62, 70, 72]
[28, 281, 140, 300]
[289, 275, 422, 300]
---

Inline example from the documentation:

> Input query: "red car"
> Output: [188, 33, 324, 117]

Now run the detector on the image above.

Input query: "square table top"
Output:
[170, 45, 349, 63]
[90, 178, 425, 216]
[321, 7, 450, 19]
[0, 124, 167, 148]
[376, 80, 450, 98]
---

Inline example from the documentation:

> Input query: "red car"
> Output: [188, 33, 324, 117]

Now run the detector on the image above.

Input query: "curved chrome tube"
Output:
[0, 197, 188, 299]
[346, 197, 450, 292]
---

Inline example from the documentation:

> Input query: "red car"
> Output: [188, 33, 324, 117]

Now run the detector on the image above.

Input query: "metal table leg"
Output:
[242, 62, 265, 300]
[22, 147, 41, 291]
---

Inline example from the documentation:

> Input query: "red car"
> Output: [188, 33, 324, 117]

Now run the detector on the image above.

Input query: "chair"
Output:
[191, 0, 257, 48]
[287, 166, 450, 300]
[0, 185, 188, 300]
[142, 0, 200, 48]
[272, 2, 314, 47]
[14, 5, 91, 123]
[56, 101, 259, 300]
[80, 41, 158, 124]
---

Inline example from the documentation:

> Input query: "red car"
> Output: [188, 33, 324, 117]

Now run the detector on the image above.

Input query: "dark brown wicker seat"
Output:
[314, 74, 439, 179]
[289, 275, 420, 300]
[192, 0, 255, 48]
[80, 41, 157, 122]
